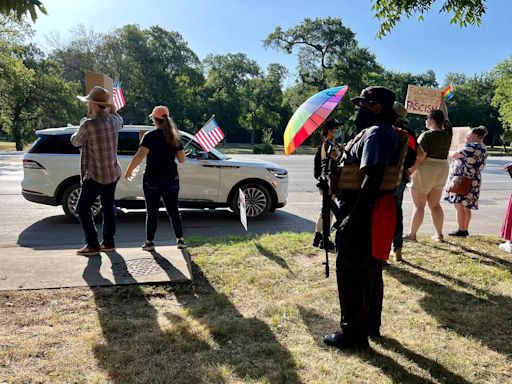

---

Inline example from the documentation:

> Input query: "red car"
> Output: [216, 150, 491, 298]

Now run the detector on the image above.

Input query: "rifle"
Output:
[317, 141, 341, 277]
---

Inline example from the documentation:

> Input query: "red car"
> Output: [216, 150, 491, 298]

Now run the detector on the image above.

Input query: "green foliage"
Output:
[371, 0, 487, 38]
[261, 128, 274, 145]
[492, 58, 512, 143]
[253, 143, 274, 154]
[0, 15, 81, 149]
[0, 0, 47, 22]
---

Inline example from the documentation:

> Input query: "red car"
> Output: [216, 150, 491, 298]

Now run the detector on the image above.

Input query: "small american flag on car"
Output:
[112, 80, 126, 111]
[195, 116, 225, 152]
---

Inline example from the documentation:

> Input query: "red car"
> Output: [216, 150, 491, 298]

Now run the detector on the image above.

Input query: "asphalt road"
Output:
[1, 152, 511, 249]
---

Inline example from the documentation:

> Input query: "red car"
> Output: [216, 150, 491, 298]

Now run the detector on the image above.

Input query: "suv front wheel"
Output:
[61, 182, 101, 222]
[230, 182, 272, 220]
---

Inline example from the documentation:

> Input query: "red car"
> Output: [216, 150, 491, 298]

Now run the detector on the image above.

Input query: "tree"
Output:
[492, 58, 512, 147]
[202, 53, 261, 141]
[0, 0, 46, 22]
[264, 17, 378, 90]
[371, 0, 487, 38]
[240, 64, 287, 145]
[264, 17, 383, 138]
[0, 15, 82, 149]
[443, 72, 501, 146]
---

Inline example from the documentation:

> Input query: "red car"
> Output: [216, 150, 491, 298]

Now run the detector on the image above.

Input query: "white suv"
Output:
[21, 125, 288, 221]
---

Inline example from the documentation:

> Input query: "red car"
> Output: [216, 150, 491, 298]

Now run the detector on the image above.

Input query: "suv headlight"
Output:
[267, 168, 288, 178]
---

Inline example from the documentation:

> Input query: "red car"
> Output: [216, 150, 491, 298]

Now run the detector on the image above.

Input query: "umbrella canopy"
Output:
[284, 85, 348, 156]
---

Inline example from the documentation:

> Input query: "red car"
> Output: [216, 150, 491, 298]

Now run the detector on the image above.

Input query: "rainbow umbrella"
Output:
[284, 85, 348, 156]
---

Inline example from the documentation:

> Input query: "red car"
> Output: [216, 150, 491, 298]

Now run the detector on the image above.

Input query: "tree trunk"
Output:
[11, 106, 23, 151]
[251, 113, 256, 146]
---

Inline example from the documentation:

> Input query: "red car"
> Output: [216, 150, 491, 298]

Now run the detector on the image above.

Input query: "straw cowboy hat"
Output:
[393, 101, 410, 124]
[77, 86, 113, 106]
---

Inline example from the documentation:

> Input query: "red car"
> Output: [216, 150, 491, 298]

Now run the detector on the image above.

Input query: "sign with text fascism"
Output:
[239, 188, 247, 231]
[405, 85, 442, 116]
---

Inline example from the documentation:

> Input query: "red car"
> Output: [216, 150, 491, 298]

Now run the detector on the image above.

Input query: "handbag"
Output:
[447, 176, 472, 195]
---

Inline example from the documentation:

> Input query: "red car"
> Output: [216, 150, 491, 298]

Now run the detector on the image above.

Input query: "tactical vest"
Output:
[333, 126, 409, 194]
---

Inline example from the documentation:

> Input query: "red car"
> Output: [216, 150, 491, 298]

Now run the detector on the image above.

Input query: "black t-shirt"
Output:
[140, 129, 183, 179]
[346, 124, 398, 169]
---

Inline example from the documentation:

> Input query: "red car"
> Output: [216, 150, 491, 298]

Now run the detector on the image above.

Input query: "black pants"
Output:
[76, 178, 118, 247]
[143, 176, 183, 241]
[335, 210, 384, 337]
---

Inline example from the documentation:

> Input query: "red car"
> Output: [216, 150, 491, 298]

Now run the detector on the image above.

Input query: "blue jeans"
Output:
[76, 178, 118, 248]
[143, 176, 183, 241]
[392, 181, 407, 251]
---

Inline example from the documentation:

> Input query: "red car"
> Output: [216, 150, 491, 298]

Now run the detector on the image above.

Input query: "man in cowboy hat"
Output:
[71, 85, 123, 256]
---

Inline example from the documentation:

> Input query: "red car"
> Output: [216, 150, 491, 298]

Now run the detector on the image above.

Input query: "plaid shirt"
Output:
[71, 111, 123, 184]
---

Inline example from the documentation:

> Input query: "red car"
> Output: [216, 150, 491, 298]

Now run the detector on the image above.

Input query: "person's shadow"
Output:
[386, 262, 512, 357]
[83, 251, 301, 383]
[298, 306, 472, 384]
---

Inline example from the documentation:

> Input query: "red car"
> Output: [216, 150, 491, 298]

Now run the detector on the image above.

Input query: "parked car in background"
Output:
[21, 125, 288, 221]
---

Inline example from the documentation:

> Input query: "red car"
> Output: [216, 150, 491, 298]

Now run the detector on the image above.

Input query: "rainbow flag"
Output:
[441, 83, 454, 101]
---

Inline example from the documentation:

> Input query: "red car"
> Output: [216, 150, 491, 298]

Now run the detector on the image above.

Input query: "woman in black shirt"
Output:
[125, 105, 187, 250]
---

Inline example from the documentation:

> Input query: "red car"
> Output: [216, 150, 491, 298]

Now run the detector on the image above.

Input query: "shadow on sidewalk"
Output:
[18, 210, 314, 250]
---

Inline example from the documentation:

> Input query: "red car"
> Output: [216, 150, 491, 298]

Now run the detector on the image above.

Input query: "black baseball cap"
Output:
[351, 86, 396, 108]
[324, 118, 342, 130]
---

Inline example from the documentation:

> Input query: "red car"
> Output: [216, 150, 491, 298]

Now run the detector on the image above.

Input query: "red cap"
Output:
[149, 105, 169, 119]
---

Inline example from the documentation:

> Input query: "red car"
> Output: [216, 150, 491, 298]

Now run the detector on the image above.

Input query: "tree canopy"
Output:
[0, 14, 506, 149]
[371, 0, 487, 37]
[0, 0, 46, 22]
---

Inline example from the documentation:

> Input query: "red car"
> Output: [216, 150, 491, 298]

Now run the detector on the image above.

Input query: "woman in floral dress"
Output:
[445, 126, 488, 237]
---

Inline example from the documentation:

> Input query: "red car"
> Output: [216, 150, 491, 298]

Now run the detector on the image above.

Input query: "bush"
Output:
[253, 143, 275, 154]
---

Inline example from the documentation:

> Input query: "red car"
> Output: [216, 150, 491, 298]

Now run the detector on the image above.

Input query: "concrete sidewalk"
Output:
[0, 243, 193, 291]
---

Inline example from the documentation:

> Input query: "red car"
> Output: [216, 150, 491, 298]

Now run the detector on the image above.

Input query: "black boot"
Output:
[324, 329, 369, 350]
[313, 232, 322, 247]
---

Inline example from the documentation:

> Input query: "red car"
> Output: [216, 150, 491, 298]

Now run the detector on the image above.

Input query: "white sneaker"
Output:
[498, 242, 512, 253]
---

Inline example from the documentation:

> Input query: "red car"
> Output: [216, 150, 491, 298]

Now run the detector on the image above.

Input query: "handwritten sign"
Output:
[405, 85, 442, 116]
[238, 188, 247, 231]
[450, 127, 471, 152]
[84, 71, 114, 105]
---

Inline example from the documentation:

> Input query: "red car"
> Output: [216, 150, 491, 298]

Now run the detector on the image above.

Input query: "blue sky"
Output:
[32, 0, 511, 87]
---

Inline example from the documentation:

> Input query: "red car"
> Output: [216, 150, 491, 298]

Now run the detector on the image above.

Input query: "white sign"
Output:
[238, 188, 247, 231]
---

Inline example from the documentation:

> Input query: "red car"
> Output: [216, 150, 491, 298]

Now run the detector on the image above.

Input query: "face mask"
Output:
[334, 128, 343, 140]
[354, 106, 377, 131]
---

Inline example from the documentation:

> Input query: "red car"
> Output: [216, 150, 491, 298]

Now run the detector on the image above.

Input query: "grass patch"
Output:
[1, 233, 511, 383]
[0, 141, 16, 151]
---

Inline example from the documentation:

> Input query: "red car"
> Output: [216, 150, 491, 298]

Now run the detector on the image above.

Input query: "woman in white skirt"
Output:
[404, 109, 452, 242]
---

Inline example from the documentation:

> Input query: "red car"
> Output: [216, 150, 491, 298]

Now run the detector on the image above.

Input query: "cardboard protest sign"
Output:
[84, 71, 114, 105]
[405, 85, 442, 116]
[238, 188, 248, 231]
[450, 127, 471, 152]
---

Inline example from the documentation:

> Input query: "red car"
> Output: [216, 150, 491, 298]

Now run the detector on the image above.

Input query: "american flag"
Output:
[112, 80, 126, 111]
[195, 116, 225, 152]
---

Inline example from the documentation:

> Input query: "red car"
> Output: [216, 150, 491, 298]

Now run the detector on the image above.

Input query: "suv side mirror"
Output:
[195, 151, 209, 160]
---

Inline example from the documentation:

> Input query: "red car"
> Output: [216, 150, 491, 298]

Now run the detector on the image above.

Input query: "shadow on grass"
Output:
[387, 265, 512, 357]
[83, 253, 301, 383]
[255, 242, 295, 275]
[441, 239, 512, 270]
[298, 306, 471, 384]
[173, 262, 301, 383]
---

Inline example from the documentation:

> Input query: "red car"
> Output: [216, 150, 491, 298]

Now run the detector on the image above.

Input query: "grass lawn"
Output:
[0, 141, 17, 151]
[1, 233, 511, 383]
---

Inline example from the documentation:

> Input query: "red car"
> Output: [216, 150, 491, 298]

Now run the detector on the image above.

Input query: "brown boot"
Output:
[76, 245, 100, 256]
[394, 248, 403, 262]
